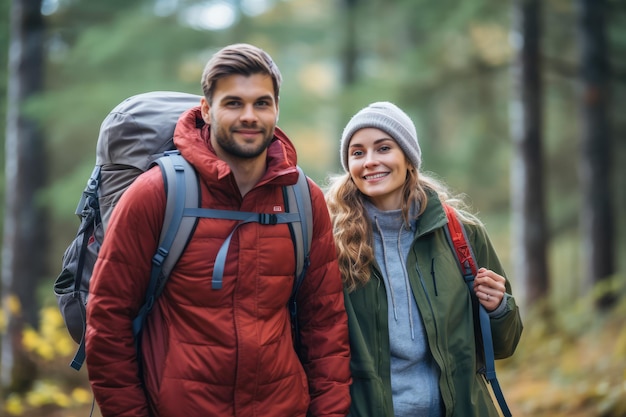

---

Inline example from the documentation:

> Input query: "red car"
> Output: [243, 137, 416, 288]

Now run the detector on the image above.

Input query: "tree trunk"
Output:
[340, 0, 358, 86]
[337, 0, 359, 169]
[577, 0, 615, 309]
[1, 0, 46, 394]
[509, 0, 549, 310]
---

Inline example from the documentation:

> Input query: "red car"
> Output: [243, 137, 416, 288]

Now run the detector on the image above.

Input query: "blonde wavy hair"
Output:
[325, 167, 480, 292]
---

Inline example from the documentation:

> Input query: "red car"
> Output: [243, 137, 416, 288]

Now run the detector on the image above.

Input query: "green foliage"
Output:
[338, 0, 515, 209]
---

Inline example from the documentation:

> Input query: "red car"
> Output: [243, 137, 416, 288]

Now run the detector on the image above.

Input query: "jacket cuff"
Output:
[488, 293, 511, 318]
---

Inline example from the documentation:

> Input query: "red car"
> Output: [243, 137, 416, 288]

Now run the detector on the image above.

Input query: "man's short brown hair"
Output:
[201, 43, 282, 104]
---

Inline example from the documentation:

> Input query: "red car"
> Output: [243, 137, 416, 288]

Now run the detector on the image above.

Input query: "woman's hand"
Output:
[473, 267, 506, 311]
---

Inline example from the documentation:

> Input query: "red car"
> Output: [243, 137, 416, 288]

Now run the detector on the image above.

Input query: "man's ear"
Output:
[200, 97, 211, 124]
[275, 96, 280, 123]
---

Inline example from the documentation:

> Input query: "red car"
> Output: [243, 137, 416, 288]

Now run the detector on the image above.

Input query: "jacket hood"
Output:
[173, 106, 299, 186]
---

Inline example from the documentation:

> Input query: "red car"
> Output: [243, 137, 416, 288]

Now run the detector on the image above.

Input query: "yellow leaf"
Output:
[35, 343, 55, 361]
[5, 295, 22, 315]
[55, 335, 76, 356]
[4, 394, 24, 415]
[72, 387, 93, 404]
[0, 309, 6, 332]
[52, 391, 71, 407]
[42, 306, 65, 327]
[22, 328, 41, 352]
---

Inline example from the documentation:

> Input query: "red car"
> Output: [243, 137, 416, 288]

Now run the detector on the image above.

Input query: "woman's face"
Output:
[347, 127, 409, 211]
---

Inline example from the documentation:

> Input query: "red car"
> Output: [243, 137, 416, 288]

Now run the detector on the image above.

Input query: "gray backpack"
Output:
[54, 91, 313, 371]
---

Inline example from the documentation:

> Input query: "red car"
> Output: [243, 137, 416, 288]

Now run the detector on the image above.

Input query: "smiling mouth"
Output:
[236, 130, 261, 135]
[364, 172, 389, 180]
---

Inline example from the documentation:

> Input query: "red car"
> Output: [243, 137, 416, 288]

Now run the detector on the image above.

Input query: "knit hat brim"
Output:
[340, 102, 421, 173]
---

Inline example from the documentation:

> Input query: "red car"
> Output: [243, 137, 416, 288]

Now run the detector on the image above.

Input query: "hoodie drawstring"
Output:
[374, 216, 415, 340]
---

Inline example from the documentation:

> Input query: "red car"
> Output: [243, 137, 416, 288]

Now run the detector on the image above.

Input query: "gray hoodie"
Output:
[365, 201, 443, 417]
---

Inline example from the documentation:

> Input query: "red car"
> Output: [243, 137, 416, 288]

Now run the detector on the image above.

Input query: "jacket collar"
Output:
[414, 189, 448, 238]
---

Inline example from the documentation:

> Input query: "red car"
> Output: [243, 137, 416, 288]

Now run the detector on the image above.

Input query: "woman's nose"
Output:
[363, 152, 379, 167]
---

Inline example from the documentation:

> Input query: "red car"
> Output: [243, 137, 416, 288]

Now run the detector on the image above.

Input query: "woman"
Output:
[325, 102, 523, 417]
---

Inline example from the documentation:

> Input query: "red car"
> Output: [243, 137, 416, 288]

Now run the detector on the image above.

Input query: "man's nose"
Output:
[240, 104, 258, 123]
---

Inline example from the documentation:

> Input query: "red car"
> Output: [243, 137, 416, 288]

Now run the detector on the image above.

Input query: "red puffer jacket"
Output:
[86, 107, 351, 417]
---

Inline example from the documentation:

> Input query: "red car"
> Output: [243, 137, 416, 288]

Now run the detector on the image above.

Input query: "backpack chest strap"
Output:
[184, 208, 302, 289]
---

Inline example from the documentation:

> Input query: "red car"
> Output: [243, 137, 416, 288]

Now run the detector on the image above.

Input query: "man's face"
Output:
[202, 73, 279, 161]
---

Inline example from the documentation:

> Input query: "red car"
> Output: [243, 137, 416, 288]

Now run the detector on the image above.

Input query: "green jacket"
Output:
[344, 194, 523, 417]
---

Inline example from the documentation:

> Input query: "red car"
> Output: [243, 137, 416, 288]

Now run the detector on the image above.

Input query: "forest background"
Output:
[0, 0, 625, 416]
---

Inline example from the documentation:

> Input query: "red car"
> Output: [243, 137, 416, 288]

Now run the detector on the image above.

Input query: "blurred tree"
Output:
[336, 0, 360, 170]
[509, 0, 549, 309]
[1, 0, 46, 395]
[0, 0, 9, 220]
[576, 0, 615, 309]
[340, 0, 358, 86]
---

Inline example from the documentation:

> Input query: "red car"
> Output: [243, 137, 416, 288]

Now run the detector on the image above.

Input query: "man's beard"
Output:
[212, 123, 275, 159]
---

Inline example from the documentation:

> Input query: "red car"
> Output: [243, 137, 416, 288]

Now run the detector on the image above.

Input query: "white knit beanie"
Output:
[340, 101, 421, 173]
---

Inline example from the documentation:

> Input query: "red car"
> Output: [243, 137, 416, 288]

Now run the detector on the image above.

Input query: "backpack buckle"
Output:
[258, 213, 278, 225]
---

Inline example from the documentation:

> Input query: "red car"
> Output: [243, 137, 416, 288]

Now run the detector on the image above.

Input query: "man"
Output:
[86, 43, 351, 417]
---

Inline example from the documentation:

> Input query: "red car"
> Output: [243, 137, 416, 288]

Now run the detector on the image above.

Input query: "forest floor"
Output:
[498, 293, 626, 417]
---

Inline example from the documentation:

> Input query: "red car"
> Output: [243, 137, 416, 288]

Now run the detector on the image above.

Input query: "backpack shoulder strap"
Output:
[285, 166, 313, 294]
[442, 203, 512, 417]
[155, 151, 199, 289]
[442, 203, 477, 280]
[284, 166, 313, 351]
[132, 150, 199, 338]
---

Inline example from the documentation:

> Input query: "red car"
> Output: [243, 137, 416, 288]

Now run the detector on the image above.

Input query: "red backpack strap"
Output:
[442, 203, 513, 417]
[442, 203, 477, 279]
